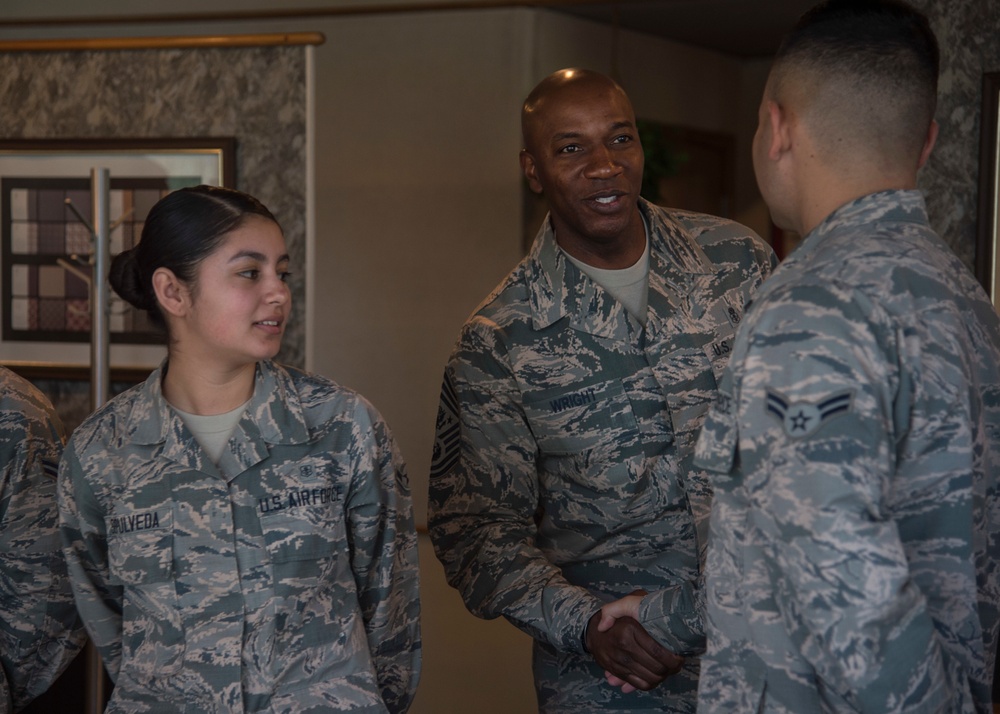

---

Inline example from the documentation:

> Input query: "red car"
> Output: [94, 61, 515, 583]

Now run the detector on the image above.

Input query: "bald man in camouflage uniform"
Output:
[0, 366, 85, 711]
[600, 1, 1000, 711]
[58, 360, 420, 713]
[428, 68, 776, 712]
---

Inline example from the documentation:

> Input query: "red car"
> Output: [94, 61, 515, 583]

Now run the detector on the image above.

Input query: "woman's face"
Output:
[179, 215, 291, 368]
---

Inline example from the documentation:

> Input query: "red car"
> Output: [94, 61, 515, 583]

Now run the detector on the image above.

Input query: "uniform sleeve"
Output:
[636, 580, 704, 655]
[736, 285, 954, 711]
[427, 319, 603, 654]
[0, 418, 85, 710]
[57, 445, 125, 681]
[345, 402, 421, 714]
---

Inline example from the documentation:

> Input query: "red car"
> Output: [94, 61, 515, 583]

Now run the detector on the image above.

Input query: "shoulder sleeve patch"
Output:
[766, 388, 854, 438]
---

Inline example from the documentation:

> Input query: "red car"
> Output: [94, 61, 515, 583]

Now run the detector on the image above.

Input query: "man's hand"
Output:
[585, 609, 684, 693]
[597, 593, 643, 632]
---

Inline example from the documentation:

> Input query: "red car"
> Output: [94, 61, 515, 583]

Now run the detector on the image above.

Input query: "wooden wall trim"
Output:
[0, 1, 608, 29]
[0, 31, 325, 52]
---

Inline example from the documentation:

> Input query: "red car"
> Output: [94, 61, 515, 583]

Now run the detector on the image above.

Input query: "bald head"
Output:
[769, 0, 938, 172]
[521, 69, 635, 154]
[516, 68, 645, 265]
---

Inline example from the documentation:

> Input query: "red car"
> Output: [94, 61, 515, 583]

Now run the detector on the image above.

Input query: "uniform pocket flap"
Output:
[259, 486, 343, 563]
[106, 508, 173, 586]
[522, 379, 638, 455]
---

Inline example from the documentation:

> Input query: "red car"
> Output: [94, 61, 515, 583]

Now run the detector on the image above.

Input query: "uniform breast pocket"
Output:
[522, 379, 644, 496]
[658, 343, 728, 443]
[259, 484, 349, 652]
[105, 509, 185, 675]
[259, 484, 345, 569]
[694, 390, 739, 483]
[106, 507, 174, 585]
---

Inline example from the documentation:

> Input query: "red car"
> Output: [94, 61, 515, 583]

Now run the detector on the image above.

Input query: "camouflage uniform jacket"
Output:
[58, 360, 421, 713]
[694, 190, 1000, 713]
[429, 199, 775, 711]
[0, 366, 84, 712]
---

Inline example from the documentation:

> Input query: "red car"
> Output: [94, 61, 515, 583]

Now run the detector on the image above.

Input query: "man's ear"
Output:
[520, 150, 544, 195]
[917, 119, 939, 170]
[151, 267, 189, 319]
[765, 99, 793, 161]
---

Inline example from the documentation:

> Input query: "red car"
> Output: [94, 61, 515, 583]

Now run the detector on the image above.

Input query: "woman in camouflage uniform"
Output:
[58, 186, 420, 713]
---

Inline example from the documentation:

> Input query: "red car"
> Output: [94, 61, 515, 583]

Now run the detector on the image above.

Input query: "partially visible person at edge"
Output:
[427, 68, 777, 712]
[598, 1, 1000, 711]
[57, 185, 421, 713]
[0, 366, 85, 712]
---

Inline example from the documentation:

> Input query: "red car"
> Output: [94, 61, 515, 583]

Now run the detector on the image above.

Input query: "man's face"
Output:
[520, 83, 644, 254]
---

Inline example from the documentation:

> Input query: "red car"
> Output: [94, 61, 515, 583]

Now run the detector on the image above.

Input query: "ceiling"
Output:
[0, 0, 817, 60]
[553, 0, 818, 59]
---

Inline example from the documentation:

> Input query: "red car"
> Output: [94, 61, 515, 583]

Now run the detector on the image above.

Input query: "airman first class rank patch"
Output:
[765, 388, 854, 438]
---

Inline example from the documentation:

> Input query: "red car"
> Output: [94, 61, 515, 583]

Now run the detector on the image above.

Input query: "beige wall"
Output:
[311, 9, 530, 525]
[309, 15, 538, 708]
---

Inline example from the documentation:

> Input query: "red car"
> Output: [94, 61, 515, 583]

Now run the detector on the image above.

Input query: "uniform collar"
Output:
[790, 189, 930, 264]
[127, 359, 311, 449]
[526, 198, 716, 338]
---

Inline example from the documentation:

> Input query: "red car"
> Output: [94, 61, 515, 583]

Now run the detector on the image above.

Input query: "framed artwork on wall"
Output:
[976, 72, 1000, 310]
[0, 137, 234, 376]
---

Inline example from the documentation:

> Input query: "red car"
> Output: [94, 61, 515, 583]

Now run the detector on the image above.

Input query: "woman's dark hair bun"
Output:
[109, 248, 153, 310]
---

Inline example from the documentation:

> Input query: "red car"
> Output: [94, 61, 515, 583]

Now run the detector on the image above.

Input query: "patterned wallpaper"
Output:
[912, 0, 1000, 272]
[0, 45, 307, 430]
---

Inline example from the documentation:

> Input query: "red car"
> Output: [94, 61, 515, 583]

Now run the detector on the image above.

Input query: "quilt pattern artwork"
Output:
[2, 177, 177, 345]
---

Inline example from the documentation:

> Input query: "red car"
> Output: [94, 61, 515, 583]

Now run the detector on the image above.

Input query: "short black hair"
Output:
[778, 0, 938, 108]
[772, 0, 938, 159]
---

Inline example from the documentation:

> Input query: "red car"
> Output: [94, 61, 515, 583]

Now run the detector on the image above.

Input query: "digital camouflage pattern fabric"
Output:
[695, 190, 1000, 713]
[59, 360, 420, 713]
[429, 198, 776, 712]
[0, 366, 84, 712]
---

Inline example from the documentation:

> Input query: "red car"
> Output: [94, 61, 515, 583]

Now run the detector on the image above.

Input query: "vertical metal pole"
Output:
[90, 167, 110, 410]
[85, 167, 110, 714]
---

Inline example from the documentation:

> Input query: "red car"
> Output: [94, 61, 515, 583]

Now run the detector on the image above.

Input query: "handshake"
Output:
[586, 590, 685, 693]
